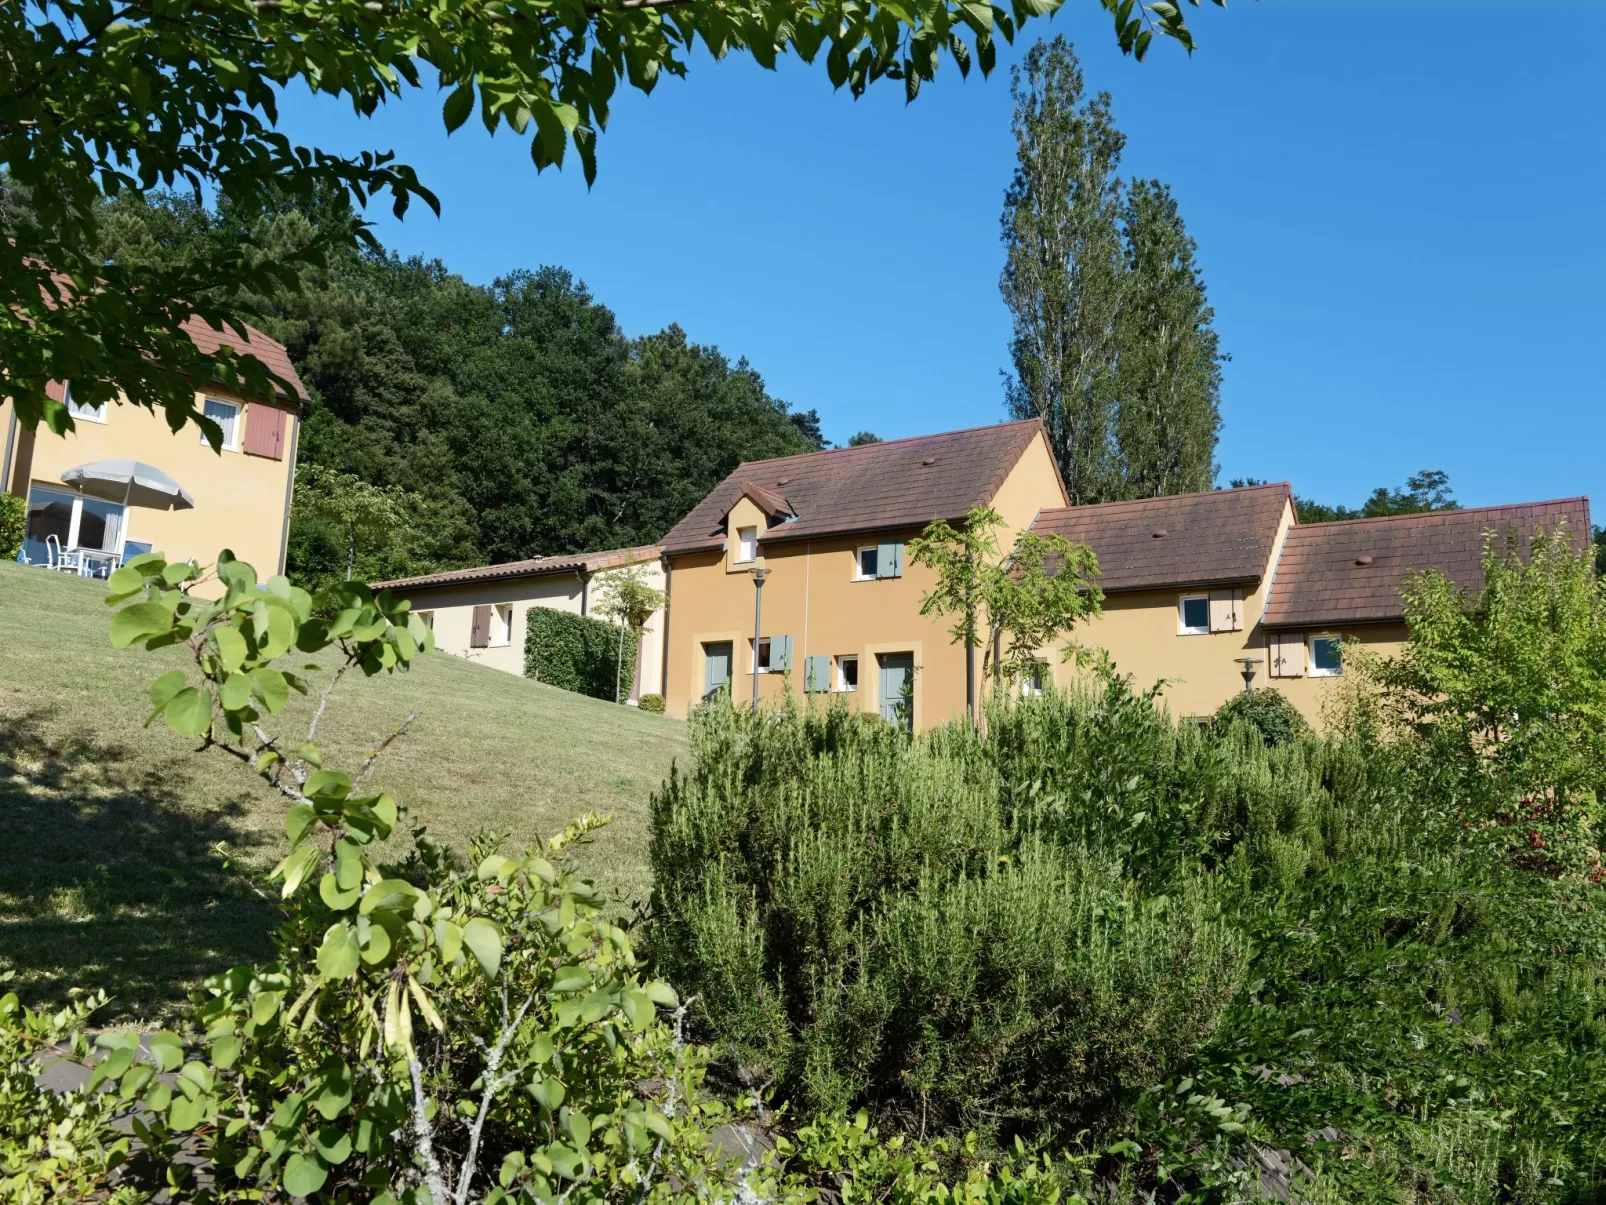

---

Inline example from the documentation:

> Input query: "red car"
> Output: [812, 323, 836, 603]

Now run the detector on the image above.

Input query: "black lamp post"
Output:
[1234, 656, 1261, 695]
[749, 566, 770, 713]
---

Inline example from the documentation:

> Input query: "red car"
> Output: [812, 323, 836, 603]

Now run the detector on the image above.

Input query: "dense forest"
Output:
[89, 192, 825, 587]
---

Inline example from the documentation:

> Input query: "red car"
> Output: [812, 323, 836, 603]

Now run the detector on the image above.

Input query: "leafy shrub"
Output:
[649, 687, 1245, 1145]
[526, 608, 636, 702]
[1211, 687, 1308, 746]
[638, 693, 666, 714]
[0, 494, 24, 561]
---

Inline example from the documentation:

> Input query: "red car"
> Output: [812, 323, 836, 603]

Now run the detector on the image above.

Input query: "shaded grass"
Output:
[0, 562, 686, 1021]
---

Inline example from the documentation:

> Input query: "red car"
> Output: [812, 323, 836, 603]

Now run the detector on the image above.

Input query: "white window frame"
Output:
[752, 636, 772, 674]
[735, 527, 758, 563]
[1178, 593, 1211, 636]
[490, 604, 513, 647]
[64, 381, 107, 424]
[1308, 633, 1344, 677]
[854, 546, 879, 581]
[836, 655, 859, 692]
[199, 396, 242, 451]
[1021, 662, 1046, 697]
[415, 610, 434, 631]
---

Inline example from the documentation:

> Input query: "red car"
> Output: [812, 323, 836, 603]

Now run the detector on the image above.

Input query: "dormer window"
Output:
[736, 527, 758, 563]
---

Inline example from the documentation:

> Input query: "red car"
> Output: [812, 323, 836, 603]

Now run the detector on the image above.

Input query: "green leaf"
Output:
[316, 923, 361, 981]
[164, 688, 213, 738]
[551, 966, 591, 994]
[462, 918, 503, 979]
[320, 873, 361, 911]
[360, 879, 419, 915]
[434, 919, 463, 963]
[335, 838, 364, 891]
[443, 81, 475, 132]
[644, 980, 679, 1009]
[111, 601, 173, 648]
[210, 1031, 241, 1069]
[313, 1061, 353, 1121]
[283, 1152, 329, 1197]
[214, 624, 248, 672]
[147, 1031, 184, 1072]
[147, 669, 187, 720]
[285, 803, 316, 845]
[274, 843, 320, 897]
[105, 563, 146, 599]
[250, 667, 290, 714]
[314, 1125, 352, 1165]
[168, 1092, 206, 1132]
[219, 672, 251, 711]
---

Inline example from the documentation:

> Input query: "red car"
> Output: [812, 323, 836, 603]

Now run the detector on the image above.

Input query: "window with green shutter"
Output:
[804, 655, 832, 692]
[876, 541, 904, 579]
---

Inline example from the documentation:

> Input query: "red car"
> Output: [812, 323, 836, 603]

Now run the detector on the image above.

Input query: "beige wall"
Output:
[662, 431, 1067, 728]
[1259, 623, 1407, 726]
[390, 560, 666, 701]
[3, 389, 298, 584]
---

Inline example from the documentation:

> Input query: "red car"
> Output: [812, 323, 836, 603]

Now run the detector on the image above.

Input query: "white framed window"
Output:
[64, 381, 106, 423]
[752, 637, 772, 673]
[736, 527, 758, 563]
[855, 547, 879, 580]
[199, 397, 241, 450]
[1021, 663, 1046, 697]
[414, 610, 434, 631]
[1178, 594, 1210, 635]
[836, 655, 859, 692]
[1309, 634, 1343, 677]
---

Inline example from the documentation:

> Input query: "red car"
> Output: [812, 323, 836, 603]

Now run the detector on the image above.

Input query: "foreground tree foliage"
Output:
[2, 0, 1221, 448]
[650, 541, 1606, 1199]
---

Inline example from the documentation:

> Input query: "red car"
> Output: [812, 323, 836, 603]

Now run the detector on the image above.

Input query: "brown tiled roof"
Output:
[1032, 484, 1292, 593]
[374, 545, 661, 592]
[40, 266, 306, 403]
[180, 314, 307, 404]
[725, 481, 794, 520]
[660, 419, 1056, 555]
[1261, 498, 1592, 628]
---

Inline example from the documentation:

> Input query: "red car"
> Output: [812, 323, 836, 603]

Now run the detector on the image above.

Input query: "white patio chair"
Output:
[45, 535, 84, 575]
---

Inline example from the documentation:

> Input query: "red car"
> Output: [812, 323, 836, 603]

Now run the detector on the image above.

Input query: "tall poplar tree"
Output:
[1113, 180, 1223, 497]
[1001, 37, 1224, 504]
[1000, 35, 1126, 506]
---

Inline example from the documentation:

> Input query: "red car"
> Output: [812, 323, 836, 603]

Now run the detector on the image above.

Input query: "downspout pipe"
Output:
[2, 404, 17, 498]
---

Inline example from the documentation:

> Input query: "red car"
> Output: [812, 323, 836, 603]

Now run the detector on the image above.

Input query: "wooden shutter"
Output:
[1208, 589, 1244, 632]
[45, 380, 68, 403]
[804, 655, 831, 692]
[243, 403, 288, 459]
[469, 605, 491, 648]
[1270, 633, 1304, 678]
[771, 635, 793, 671]
[877, 541, 904, 579]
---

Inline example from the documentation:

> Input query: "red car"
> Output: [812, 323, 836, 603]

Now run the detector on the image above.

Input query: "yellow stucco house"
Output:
[656, 419, 1067, 727]
[3, 315, 305, 581]
[654, 419, 1590, 731]
[376, 547, 666, 701]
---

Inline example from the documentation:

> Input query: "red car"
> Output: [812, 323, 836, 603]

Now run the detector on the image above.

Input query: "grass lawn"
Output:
[0, 561, 686, 1023]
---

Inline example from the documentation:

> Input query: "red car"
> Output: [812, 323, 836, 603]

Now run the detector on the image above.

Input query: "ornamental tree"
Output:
[2, 0, 1221, 446]
[908, 504, 1102, 706]
[592, 556, 665, 704]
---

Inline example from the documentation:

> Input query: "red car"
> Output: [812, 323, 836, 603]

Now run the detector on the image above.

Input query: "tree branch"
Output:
[455, 981, 541, 1205]
[352, 711, 421, 789]
[407, 1051, 450, 1205]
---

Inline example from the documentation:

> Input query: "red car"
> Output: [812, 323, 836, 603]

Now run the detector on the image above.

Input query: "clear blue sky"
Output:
[273, 1, 1605, 513]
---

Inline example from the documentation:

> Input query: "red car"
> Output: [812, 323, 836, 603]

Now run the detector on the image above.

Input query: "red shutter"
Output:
[470, 605, 491, 648]
[45, 381, 68, 403]
[244, 403, 288, 459]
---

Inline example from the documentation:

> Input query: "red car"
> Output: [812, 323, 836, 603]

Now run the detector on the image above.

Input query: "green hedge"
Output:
[0, 494, 24, 562]
[524, 607, 636, 702]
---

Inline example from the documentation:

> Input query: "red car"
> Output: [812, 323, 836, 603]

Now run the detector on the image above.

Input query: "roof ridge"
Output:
[1289, 496, 1589, 533]
[1040, 482, 1293, 517]
[729, 418, 1043, 474]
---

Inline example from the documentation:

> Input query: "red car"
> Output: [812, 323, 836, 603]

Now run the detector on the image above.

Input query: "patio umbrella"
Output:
[60, 459, 195, 510]
[59, 459, 194, 560]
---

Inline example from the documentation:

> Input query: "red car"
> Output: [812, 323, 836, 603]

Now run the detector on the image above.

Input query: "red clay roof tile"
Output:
[1032, 484, 1292, 593]
[660, 420, 1053, 555]
[374, 545, 661, 592]
[1261, 499, 1592, 628]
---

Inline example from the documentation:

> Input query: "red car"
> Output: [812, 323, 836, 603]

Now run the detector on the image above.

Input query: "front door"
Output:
[877, 652, 914, 734]
[703, 641, 733, 701]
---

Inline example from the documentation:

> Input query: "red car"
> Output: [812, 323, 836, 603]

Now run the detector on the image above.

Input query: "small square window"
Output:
[736, 527, 758, 563]
[64, 381, 106, 423]
[837, 655, 858, 692]
[414, 610, 434, 631]
[1309, 634, 1343, 677]
[1178, 594, 1210, 635]
[200, 397, 241, 450]
[1021, 663, 1046, 697]
[855, 547, 879, 580]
